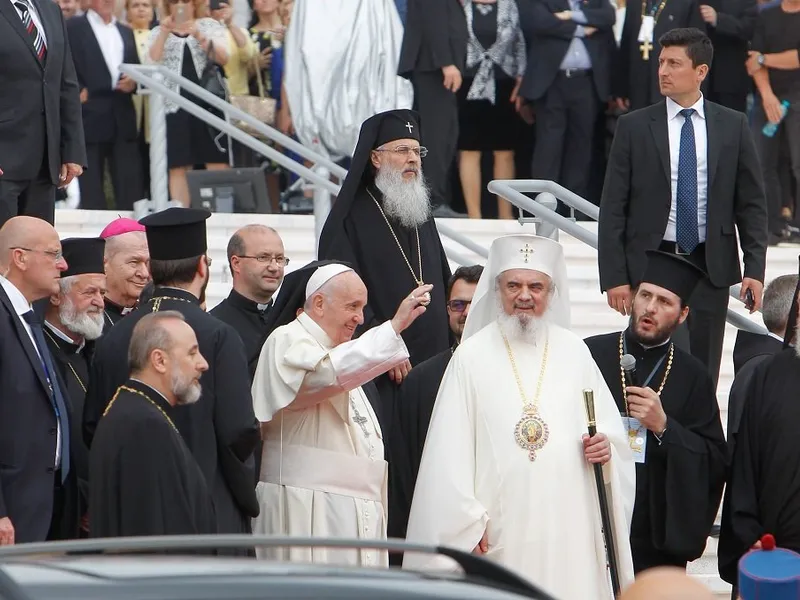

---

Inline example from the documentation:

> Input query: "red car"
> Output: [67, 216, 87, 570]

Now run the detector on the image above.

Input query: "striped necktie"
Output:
[14, 0, 47, 63]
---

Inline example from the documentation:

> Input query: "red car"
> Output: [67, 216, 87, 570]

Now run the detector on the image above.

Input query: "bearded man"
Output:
[42, 237, 106, 538]
[585, 250, 726, 574]
[83, 208, 260, 552]
[404, 235, 636, 600]
[89, 311, 216, 540]
[318, 108, 452, 547]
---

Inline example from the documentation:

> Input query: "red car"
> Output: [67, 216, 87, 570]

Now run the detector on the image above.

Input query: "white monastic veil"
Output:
[461, 235, 571, 341]
[283, 0, 413, 161]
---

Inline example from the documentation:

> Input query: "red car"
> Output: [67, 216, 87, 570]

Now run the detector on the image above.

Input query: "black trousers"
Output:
[660, 241, 728, 389]
[412, 70, 458, 208]
[0, 161, 55, 228]
[530, 70, 600, 216]
[79, 137, 142, 211]
[708, 90, 748, 114]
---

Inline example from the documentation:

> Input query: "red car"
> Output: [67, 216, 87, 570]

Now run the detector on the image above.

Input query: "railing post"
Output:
[535, 192, 560, 241]
[313, 166, 332, 256]
[148, 73, 170, 213]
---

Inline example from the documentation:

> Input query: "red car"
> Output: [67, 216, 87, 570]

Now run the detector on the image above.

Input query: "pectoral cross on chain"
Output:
[405, 121, 414, 134]
[519, 244, 534, 263]
[639, 40, 653, 61]
[351, 400, 371, 438]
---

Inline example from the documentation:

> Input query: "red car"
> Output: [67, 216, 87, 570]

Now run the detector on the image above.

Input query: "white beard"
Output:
[495, 295, 549, 345]
[58, 297, 105, 341]
[374, 164, 431, 228]
[172, 369, 201, 406]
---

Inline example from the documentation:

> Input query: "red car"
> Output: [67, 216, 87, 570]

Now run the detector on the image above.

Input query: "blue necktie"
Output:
[676, 108, 699, 254]
[23, 311, 70, 483]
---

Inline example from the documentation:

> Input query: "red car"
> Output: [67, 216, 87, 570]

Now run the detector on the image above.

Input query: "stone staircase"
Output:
[54, 209, 800, 597]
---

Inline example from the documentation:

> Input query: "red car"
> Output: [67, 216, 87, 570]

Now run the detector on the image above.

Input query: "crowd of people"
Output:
[2, 0, 800, 597]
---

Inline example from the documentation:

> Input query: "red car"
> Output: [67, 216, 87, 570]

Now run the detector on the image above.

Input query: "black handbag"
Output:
[200, 40, 228, 102]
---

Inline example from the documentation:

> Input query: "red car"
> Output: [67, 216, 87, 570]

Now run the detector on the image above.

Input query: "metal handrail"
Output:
[488, 180, 768, 336]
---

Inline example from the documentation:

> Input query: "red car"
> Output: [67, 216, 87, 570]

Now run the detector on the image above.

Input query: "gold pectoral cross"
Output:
[640, 40, 653, 61]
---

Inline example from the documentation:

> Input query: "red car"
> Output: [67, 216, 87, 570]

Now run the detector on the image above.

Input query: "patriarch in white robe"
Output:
[403, 235, 636, 600]
[251, 262, 432, 566]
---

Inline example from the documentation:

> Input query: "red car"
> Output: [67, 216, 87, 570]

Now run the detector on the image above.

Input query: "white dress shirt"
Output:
[87, 9, 124, 87]
[664, 94, 708, 244]
[8, 0, 47, 46]
[0, 276, 61, 468]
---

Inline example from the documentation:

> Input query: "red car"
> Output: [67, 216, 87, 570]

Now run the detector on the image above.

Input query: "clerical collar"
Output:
[624, 327, 671, 354]
[228, 288, 273, 314]
[44, 320, 85, 353]
[105, 297, 135, 315]
[128, 378, 174, 411]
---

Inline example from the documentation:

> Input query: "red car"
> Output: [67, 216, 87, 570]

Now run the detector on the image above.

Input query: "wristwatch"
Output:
[757, 53, 766, 67]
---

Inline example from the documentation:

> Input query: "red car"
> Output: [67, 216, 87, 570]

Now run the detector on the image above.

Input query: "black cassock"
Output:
[209, 289, 272, 380]
[585, 329, 726, 572]
[43, 326, 92, 531]
[318, 183, 452, 549]
[615, 0, 705, 110]
[718, 349, 800, 585]
[102, 298, 130, 332]
[83, 287, 260, 552]
[89, 379, 216, 540]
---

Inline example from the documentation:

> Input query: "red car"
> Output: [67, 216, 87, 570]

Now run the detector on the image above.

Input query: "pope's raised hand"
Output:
[391, 284, 433, 334]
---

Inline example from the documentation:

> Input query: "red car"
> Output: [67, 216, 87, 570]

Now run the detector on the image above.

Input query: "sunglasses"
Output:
[447, 299, 472, 313]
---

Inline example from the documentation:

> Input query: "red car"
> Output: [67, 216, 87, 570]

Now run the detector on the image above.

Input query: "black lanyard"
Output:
[623, 336, 669, 389]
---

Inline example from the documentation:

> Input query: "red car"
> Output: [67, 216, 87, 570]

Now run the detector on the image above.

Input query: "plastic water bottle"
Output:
[763, 100, 791, 137]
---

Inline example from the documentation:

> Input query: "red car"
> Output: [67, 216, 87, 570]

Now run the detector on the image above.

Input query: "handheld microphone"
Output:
[621, 354, 637, 387]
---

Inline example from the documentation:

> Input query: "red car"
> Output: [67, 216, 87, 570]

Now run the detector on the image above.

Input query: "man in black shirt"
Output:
[749, 0, 800, 239]
[210, 225, 285, 379]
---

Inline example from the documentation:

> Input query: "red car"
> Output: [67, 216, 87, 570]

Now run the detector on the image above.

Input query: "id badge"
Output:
[623, 417, 648, 464]
[637, 15, 655, 43]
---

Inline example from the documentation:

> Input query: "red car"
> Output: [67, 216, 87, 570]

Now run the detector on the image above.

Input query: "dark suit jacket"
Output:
[0, 0, 85, 183]
[706, 0, 758, 97]
[398, 0, 468, 77]
[67, 15, 139, 145]
[517, 0, 616, 101]
[598, 99, 767, 291]
[0, 285, 72, 543]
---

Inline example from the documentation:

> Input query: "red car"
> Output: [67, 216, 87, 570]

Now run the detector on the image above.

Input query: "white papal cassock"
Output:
[251, 311, 409, 566]
[403, 320, 636, 600]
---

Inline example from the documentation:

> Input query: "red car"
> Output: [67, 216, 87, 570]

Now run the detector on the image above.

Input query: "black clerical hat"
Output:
[373, 109, 420, 149]
[140, 207, 211, 261]
[61, 237, 106, 277]
[783, 254, 800, 348]
[318, 109, 422, 257]
[639, 250, 707, 304]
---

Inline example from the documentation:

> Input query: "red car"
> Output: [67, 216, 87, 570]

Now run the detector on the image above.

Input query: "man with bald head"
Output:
[211, 225, 286, 379]
[100, 217, 150, 331]
[251, 263, 430, 566]
[619, 567, 715, 600]
[0, 217, 76, 545]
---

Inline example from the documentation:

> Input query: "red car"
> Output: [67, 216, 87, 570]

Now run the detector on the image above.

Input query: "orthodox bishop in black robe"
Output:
[317, 109, 452, 548]
[615, 5, 705, 110]
[83, 209, 260, 551]
[585, 251, 726, 572]
[90, 379, 216, 539]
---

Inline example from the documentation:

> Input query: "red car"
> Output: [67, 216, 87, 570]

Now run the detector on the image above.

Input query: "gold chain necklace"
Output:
[43, 327, 87, 393]
[501, 330, 550, 461]
[148, 296, 193, 312]
[367, 188, 424, 286]
[103, 384, 179, 434]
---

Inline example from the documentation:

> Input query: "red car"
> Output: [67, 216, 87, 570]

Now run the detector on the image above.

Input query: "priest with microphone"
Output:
[585, 250, 727, 574]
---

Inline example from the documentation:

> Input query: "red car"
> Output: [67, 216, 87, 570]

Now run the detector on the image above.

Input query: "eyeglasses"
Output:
[237, 254, 290, 266]
[11, 247, 63, 261]
[374, 145, 428, 158]
[447, 299, 472, 312]
[168, 0, 191, 4]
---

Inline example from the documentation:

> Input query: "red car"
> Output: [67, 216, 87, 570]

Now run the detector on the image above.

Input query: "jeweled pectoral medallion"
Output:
[514, 408, 549, 461]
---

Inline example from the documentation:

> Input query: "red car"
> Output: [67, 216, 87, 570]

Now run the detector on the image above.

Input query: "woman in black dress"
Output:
[457, 0, 526, 219]
[147, 0, 230, 206]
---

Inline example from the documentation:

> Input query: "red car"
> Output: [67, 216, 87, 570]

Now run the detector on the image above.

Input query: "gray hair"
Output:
[762, 274, 799, 335]
[128, 310, 185, 372]
[303, 275, 341, 312]
[104, 230, 147, 260]
[494, 272, 557, 298]
[58, 275, 77, 295]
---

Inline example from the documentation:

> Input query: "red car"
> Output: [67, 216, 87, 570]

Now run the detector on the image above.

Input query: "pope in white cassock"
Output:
[251, 262, 432, 566]
[403, 235, 636, 599]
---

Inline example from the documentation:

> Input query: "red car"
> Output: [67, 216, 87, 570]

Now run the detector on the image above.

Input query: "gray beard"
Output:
[172, 369, 201, 406]
[58, 298, 104, 341]
[374, 165, 431, 228]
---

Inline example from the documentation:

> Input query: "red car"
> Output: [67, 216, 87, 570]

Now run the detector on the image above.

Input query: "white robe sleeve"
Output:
[251, 319, 409, 422]
[403, 351, 489, 571]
